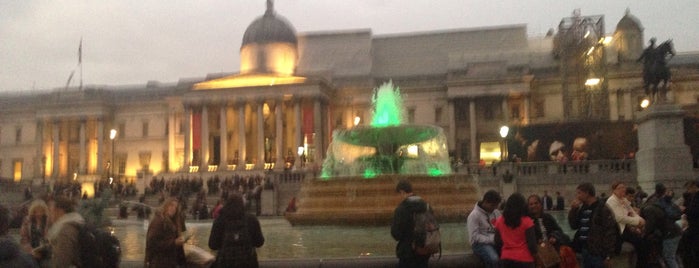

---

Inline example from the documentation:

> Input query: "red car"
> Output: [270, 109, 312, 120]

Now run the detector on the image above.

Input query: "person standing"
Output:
[555, 191, 565, 211]
[569, 182, 619, 268]
[391, 179, 430, 268]
[542, 191, 553, 211]
[209, 193, 265, 268]
[146, 197, 186, 268]
[641, 183, 682, 268]
[679, 180, 699, 268]
[0, 204, 38, 268]
[495, 193, 537, 267]
[45, 196, 84, 268]
[467, 190, 502, 268]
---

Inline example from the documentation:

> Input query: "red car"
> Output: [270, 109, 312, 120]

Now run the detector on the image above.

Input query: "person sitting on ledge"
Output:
[467, 190, 502, 268]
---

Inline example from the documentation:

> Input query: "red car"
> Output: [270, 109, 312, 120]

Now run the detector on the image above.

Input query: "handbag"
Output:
[184, 244, 215, 268]
[534, 218, 561, 268]
[535, 241, 561, 268]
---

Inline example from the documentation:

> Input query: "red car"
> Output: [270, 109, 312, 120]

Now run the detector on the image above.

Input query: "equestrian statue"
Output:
[638, 38, 675, 103]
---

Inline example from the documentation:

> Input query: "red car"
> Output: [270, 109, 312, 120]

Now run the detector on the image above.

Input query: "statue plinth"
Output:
[635, 103, 693, 191]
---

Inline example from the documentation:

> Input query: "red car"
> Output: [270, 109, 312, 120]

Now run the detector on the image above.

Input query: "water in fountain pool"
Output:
[111, 211, 572, 262]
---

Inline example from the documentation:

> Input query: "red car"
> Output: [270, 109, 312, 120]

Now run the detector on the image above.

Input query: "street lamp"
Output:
[110, 129, 117, 183]
[499, 126, 509, 161]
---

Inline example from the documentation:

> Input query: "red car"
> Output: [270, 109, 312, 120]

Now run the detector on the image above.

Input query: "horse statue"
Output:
[640, 39, 675, 103]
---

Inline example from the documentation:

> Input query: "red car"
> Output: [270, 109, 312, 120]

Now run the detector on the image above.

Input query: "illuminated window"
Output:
[118, 154, 126, 175]
[13, 159, 22, 182]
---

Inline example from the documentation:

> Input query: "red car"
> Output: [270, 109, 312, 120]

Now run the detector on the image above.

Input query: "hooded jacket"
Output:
[46, 212, 84, 268]
[391, 195, 428, 260]
[467, 202, 501, 245]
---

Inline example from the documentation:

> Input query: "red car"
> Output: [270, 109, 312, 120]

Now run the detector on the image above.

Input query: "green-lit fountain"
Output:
[286, 82, 477, 226]
[321, 81, 452, 178]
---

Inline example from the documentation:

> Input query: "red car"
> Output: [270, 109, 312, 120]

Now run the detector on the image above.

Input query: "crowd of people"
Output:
[1, 184, 267, 267]
[456, 180, 699, 268]
[2, 175, 698, 267]
[391, 178, 698, 268]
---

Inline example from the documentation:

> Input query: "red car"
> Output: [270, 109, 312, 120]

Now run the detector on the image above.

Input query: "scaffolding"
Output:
[554, 10, 609, 120]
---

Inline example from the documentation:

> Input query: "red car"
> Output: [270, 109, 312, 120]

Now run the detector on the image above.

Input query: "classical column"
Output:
[167, 109, 176, 172]
[313, 97, 322, 164]
[447, 99, 456, 153]
[35, 120, 44, 181]
[469, 100, 477, 163]
[200, 105, 209, 172]
[502, 96, 509, 123]
[609, 89, 620, 120]
[523, 95, 530, 125]
[274, 100, 284, 170]
[97, 120, 104, 174]
[79, 119, 86, 174]
[52, 121, 60, 179]
[219, 105, 228, 170]
[256, 101, 265, 169]
[183, 105, 191, 170]
[294, 99, 302, 168]
[237, 102, 247, 169]
[623, 90, 633, 120]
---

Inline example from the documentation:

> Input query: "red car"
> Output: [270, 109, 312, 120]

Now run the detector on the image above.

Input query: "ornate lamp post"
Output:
[109, 129, 117, 183]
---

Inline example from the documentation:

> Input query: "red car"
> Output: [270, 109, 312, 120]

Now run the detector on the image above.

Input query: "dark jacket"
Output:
[686, 192, 699, 235]
[568, 200, 619, 258]
[145, 212, 185, 268]
[391, 195, 429, 261]
[529, 212, 570, 248]
[641, 200, 682, 241]
[0, 237, 37, 268]
[209, 213, 264, 268]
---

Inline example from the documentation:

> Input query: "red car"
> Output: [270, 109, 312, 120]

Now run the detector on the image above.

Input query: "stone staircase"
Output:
[285, 174, 479, 225]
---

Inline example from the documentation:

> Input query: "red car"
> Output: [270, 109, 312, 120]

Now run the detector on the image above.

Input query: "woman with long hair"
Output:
[209, 193, 264, 268]
[495, 193, 538, 268]
[20, 199, 49, 258]
[145, 197, 186, 268]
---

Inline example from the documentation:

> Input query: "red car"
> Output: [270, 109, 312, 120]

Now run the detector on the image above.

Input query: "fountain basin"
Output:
[285, 174, 479, 226]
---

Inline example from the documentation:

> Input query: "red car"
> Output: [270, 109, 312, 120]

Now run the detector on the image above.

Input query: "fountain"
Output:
[286, 81, 479, 225]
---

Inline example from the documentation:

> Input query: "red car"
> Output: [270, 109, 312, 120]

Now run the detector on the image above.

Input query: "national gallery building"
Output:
[1, 4, 698, 187]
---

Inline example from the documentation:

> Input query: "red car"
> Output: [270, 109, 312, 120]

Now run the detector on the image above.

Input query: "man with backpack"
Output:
[641, 183, 682, 268]
[391, 179, 430, 268]
[46, 196, 84, 267]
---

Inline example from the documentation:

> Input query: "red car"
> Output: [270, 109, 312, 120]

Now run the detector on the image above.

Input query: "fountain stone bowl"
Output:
[321, 124, 452, 178]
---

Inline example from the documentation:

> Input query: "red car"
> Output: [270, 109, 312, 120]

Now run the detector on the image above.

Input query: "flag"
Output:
[65, 70, 75, 89]
[78, 38, 82, 64]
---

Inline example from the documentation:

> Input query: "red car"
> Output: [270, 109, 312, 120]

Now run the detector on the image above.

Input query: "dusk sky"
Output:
[1, 0, 698, 92]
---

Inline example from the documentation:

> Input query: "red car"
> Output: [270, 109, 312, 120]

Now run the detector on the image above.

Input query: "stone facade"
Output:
[0, 6, 698, 190]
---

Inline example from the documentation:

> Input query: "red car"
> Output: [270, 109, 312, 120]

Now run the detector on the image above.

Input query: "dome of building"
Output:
[241, 1, 297, 48]
[614, 9, 644, 63]
[239, 0, 298, 76]
[616, 9, 643, 32]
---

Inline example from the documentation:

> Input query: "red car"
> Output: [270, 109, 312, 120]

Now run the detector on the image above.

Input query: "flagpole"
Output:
[79, 37, 83, 90]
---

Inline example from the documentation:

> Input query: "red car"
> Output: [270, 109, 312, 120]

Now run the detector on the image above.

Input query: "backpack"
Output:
[654, 199, 682, 221]
[412, 204, 441, 257]
[75, 223, 121, 268]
